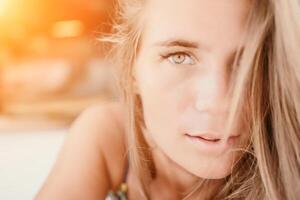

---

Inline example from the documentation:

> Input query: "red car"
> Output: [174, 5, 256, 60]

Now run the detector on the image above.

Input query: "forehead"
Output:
[142, 0, 251, 52]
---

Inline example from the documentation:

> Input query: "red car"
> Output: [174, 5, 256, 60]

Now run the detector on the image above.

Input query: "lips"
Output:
[184, 132, 240, 155]
[185, 133, 221, 143]
[185, 132, 240, 142]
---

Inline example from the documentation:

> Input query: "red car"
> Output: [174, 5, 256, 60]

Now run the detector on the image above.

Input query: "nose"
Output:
[194, 64, 229, 113]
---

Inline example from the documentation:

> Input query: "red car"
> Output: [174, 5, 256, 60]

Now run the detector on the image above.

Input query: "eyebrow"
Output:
[154, 38, 245, 59]
[154, 38, 202, 49]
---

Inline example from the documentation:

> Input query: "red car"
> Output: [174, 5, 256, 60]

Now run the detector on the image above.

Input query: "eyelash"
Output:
[159, 51, 243, 69]
[160, 51, 196, 65]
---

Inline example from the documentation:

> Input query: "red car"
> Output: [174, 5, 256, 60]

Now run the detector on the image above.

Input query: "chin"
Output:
[186, 155, 237, 180]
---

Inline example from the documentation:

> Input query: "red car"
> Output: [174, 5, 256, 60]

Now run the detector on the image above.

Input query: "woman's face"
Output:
[134, 0, 251, 179]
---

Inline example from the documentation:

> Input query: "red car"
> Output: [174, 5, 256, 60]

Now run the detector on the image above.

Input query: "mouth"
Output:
[184, 132, 240, 153]
[184, 133, 222, 144]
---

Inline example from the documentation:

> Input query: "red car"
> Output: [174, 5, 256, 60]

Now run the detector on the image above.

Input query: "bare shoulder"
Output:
[35, 101, 127, 200]
[71, 101, 127, 156]
[69, 101, 128, 186]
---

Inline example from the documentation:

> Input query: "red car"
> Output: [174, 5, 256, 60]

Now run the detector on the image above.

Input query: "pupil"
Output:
[176, 54, 184, 63]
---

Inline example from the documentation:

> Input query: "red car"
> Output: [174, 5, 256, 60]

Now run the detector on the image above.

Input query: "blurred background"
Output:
[0, 0, 118, 199]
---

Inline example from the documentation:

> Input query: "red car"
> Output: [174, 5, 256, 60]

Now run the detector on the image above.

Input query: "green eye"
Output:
[167, 53, 195, 65]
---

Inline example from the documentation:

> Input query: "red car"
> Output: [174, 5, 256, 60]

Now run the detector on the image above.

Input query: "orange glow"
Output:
[51, 20, 84, 38]
[0, 0, 8, 17]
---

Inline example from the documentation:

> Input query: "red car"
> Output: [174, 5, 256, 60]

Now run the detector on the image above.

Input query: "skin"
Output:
[36, 0, 251, 199]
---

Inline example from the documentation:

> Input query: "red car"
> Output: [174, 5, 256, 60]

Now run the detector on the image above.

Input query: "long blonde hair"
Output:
[101, 0, 300, 199]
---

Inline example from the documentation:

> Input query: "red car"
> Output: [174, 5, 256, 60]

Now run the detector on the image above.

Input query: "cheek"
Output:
[138, 75, 177, 130]
[135, 64, 186, 139]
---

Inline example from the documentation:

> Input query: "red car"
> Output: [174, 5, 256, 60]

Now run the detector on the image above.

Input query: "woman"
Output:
[36, 0, 300, 199]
